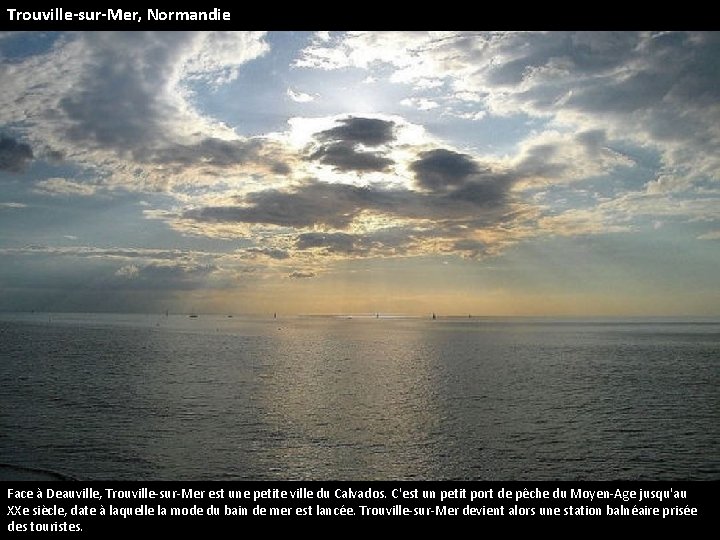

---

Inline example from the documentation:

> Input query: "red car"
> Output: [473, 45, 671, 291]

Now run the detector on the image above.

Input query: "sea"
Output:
[0, 313, 718, 481]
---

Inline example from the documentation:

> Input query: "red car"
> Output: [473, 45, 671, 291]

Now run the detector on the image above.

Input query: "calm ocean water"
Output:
[1, 313, 718, 480]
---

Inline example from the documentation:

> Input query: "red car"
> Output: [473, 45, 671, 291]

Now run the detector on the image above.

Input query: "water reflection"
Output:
[259, 319, 443, 479]
[0, 316, 717, 480]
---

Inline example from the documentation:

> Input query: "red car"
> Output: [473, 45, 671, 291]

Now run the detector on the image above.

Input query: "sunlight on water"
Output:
[1, 313, 718, 480]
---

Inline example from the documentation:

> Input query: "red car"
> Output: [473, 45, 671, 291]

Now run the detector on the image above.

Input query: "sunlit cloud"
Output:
[34, 178, 103, 197]
[697, 231, 720, 240]
[287, 87, 317, 103]
[401, 97, 439, 111]
[0, 202, 28, 209]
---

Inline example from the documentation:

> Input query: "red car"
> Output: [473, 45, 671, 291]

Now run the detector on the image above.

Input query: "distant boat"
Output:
[227, 315, 233, 318]
[432, 312, 436, 320]
[189, 313, 198, 318]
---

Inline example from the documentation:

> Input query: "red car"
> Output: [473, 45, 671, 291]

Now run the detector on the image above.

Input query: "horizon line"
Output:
[2, 310, 720, 321]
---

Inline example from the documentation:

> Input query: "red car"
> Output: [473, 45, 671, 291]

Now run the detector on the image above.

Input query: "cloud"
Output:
[644, 174, 692, 195]
[292, 32, 720, 248]
[7, 31, 714, 279]
[181, 31, 269, 85]
[113, 262, 217, 289]
[308, 141, 393, 172]
[56, 32, 268, 154]
[115, 263, 139, 278]
[697, 231, 720, 240]
[0, 31, 272, 192]
[34, 178, 101, 197]
[452, 239, 486, 257]
[512, 129, 634, 187]
[136, 136, 289, 176]
[454, 111, 487, 121]
[316, 117, 396, 146]
[0, 243, 238, 306]
[0, 136, 33, 172]
[515, 143, 570, 180]
[288, 270, 315, 279]
[400, 97, 439, 110]
[184, 180, 369, 229]
[295, 31, 444, 72]
[296, 232, 358, 254]
[305, 117, 397, 173]
[538, 208, 630, 236]
[0, 242, 283, 302]
[246, 247, 290, 259]
[0, 245, 216, 264]
[599, 191, 719, 224]
[407, 148, 519, 214]
[574, 129, 608, 158]
[179, 123, 607, 260]
[410, 149, 479, 191]
[271, 161, 292, 175]
[183, 167, 520, 239]
[287, 87, 316, 103]
[296, 31, 720, 193]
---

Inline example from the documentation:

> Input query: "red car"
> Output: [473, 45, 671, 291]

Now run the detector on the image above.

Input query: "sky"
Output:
[0, 31, 718, 316]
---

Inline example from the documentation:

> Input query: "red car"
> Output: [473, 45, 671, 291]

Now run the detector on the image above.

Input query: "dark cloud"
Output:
[565, 71, 672, 114]
[185, 180, 371, 229]
[558, 33, 719, 116]
[296, 232, 358, 254]
[487, 32, 640, 88]
[309, 141, 393, 172]
[410, 149, 479, 191]
[548, 33, 720, 152]
[567, 32, 642, 72]
[316, 117, 395, 146]
[448, 178, 513, 206]
[55, 33, 203, 154]
[308, 117, 396, 173]
[294, 228, 432, 258]
[59, 35, 169, 152]
[48, 33, 276, 174]
[44, 149, 64, 162]
[289, 270, 315, 279]
[0, 136, 33, 172]
[185, 169, 516, 232]
[516, 144, 569, 178]
[408, 148, 515, 208]
[246, 247, 289, 260]
[137, 137, 275, 171]
[271, 161, 292, 175]
[575, 129, 606, 153]
[490, 31, 720, 123]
